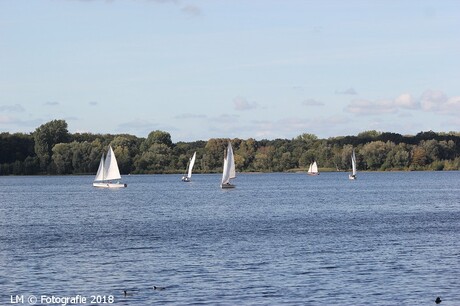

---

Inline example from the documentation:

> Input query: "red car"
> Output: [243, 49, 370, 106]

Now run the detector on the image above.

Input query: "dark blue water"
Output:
[1, 172, 459, 305]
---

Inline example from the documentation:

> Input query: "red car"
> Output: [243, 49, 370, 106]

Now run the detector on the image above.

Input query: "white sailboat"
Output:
[221, 142, 236, 188]
[93, 146, 127, 188]
[307, 161, 319, 175]
[349, 149, 357, 180]
[181, 152, 196, 182]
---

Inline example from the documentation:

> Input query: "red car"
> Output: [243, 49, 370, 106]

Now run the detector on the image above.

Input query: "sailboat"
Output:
[307, 161, 319, 175]
[181, 152, 196, 182]
[93, 145, 127, 188]
[349, 149, 357, 180]
[221, 142, 236, 188]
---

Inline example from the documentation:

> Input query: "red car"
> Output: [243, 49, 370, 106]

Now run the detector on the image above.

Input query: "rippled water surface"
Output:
[1, 172, 459, 305]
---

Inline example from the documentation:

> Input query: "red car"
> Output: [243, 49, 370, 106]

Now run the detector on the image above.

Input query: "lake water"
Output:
[1, 172, 459, 305]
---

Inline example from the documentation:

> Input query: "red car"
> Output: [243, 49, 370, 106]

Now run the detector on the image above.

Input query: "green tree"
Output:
[382, 143, 411, 170]
[141, 130, 172, 151]
[34, 120, 71, 172]
[236, 138, 257, 170]
[52, 143, 73, 174]
[357, 130, 381, 139]
[253, 146, 275, 171]
[360, 141, 395, 170]
[295, 133, 318, 147]
[341, 144, 355, 170]
[411, 146, 428, 168]
[202, 138, 229, 172]
[419, 139, 440, 164]
[111, 135, 140, 174]
[71, 141, 93, 174]
[23, 156, 39, 175]
[135, 143, 172, 173]
[0, 132, 35, 164]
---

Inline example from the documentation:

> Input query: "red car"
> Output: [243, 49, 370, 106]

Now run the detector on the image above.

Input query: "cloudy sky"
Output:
[1, 0, 459, 141]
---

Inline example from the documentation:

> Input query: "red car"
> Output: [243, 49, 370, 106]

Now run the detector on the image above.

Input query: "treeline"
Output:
[1, 120, 460, 175]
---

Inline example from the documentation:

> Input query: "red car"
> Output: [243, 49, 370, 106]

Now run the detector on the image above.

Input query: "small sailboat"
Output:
[221, 142, 236, 188]
[307, 161, 319, 175]
[349, 149, 357, 180]
[93, 145, 127, 188]
[181, 152, 196, 182]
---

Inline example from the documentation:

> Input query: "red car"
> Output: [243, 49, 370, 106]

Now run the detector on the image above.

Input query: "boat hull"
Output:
[181, 176, 191, 182]
[307, 172, 319, 176]
[93, 182, 127, 188]
[348, 174, 356, 180]
[220, 183, 235, 189]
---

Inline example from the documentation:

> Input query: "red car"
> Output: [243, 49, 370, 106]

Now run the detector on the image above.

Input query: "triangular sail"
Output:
[104, 146, 122, 181]
[351, 149, 357, 176]
[94, 154, 105, 181]
[221, 156, 229, 184]
[307, 161, 318, 174]
[311, 161, 318, 173]
[228, 144, 236, 179]
[221, 142, 236, 184]
[187, 152, 196, 178]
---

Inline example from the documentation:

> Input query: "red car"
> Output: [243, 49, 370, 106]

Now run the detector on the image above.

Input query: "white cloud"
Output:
[344, 90, 460, 115]
[420, 89, 448, 111]
[394, 93, 419, 109]
[418, 90, 460, 114]
[445, 96, 460, 111]
[233, 97, 259, 111]
[0, 115, 14, 123]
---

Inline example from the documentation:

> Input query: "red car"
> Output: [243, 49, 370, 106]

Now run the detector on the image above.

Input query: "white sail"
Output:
[228, 144, 236, 179]
[104, 146, 122, 181]
[349, 149, 357, 180]
[308, 161, 318, 174]
[221, 142, 236, 186]
[94, 154, 105, 181]
[93, 145, 126, 188]
[221, 156, 229, 185]
[312, 161, 318, 173]
[187, 152, 196, 178]
[351, 150, 357, 176]
[307, 161, 319, 175]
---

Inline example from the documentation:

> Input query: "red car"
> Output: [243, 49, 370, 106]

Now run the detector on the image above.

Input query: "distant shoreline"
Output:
[2, 120, 460, 176]
[1, 168, 456, 177]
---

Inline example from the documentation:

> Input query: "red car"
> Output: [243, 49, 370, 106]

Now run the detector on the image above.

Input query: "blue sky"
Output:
[1, 0, 459, 142]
